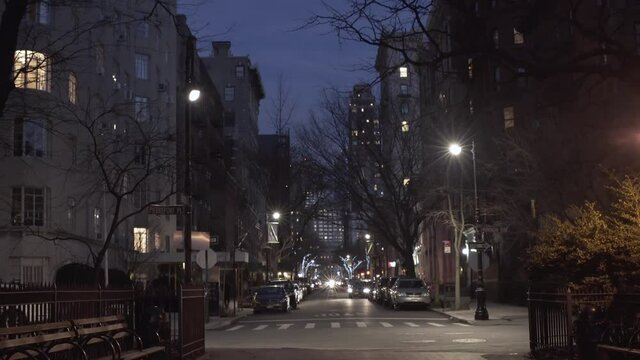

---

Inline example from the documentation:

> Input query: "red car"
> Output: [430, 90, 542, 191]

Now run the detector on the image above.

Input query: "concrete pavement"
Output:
[204, 302, 250, 331]
[431, 300, 528, 325]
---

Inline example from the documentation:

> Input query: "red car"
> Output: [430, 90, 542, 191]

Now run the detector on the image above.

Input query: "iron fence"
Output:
[528, 284, 640, 358]
[0, 282, 205, 359]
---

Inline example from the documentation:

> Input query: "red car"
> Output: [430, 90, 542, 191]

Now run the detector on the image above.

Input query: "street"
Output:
[206, 287, 529, 360]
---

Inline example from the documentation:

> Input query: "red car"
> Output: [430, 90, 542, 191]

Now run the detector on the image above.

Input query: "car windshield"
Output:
[397, 280, 424, 288]
[257, 287, 284, 295]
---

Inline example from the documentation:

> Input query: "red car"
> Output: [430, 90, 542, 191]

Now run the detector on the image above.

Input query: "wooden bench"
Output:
[71, 315, 165, 360]
[597, 344, 640, 359]
[0, 321, 86, 360]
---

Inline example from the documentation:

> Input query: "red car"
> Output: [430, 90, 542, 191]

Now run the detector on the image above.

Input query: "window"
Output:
[133, 182, 147, 208]
[601, 42, 608, 65]
[504, 106, 515, 128]
[12, 187, 46, 226]
[401, 120, 409, 132]
[399, 66, 408, 78]
[492, 29, 500, 49]
[401, 102, 409, 115]
[135, 54, 149, 79]
[68, 72, 77, 104]
[224, 86, 235, 101]
[14, 118, 47, 157]
[517, 68, 527, 88]
[224, 111, 236, 126]
[469, 99, 474, 115]
[27, 0, 50, 25]
[494, 66, 502, 91]
[96, 45, 105, 74]
[133, 227, 148, 253]
[13, 50, 50, 91]
[403, 178, 410, 186]
[513, 27, 525, 45]
[399, 84, 409, 96]
[21, 258, 48, 284]
[136, 21, 149, 38]
[67, 197, 76, 228]
[352, 130, 359, 137]
[134, 145, 147, 165]
[235, 65, 245, 78]
[134, 96, 149, 121]
[467, 58, 474, 79]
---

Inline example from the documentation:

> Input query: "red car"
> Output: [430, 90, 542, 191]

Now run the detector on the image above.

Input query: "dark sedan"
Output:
[252, 285, 290, 313]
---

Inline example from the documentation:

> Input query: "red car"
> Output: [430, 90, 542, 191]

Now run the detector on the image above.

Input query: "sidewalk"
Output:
[432, 300, 528, 325]
[204, 303, 251, 331]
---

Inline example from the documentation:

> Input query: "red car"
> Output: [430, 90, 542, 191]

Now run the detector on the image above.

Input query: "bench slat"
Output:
[0, 321, 72, 336]
[0, 331, 75, 350]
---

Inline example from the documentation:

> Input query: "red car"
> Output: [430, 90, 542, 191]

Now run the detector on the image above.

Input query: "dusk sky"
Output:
[178, 1, 377, 134]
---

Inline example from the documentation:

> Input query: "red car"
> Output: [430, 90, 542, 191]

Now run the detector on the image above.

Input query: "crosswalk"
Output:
[223, 320, 471, 332]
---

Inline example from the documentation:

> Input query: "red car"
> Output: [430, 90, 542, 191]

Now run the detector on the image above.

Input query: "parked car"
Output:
[252, 285, 291, 313]
[389, 278, 431, 310]
[382, 277, 398, 306]
[267, 279, 298, 309]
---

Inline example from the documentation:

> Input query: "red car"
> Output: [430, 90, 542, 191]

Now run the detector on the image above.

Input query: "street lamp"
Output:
[265, 211, 282, 281]
[448, 141, 489, 320]
[272, 211, 281, 221]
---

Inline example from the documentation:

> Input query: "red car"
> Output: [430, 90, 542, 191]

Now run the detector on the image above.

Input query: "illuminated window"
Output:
[352, 130, 359, 137]
[14, 118, 47, 157]
[133, 227, 148, 253]
[399, 66, 408, 78]
[513, 28, 524, 45]
[403, 178, 410, 186]
[94, 207, 102, 239]
[401, 121, 409, 132]
[68, 72, 77, 104]
[11, 187, 46, 226]
[135, 53, 149, 79]
[13, 50, 50, 91]
[467, 58, 474, 79]
[504, 106, 515, 129]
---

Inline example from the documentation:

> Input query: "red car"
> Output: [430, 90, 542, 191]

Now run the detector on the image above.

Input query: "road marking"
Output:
[239, 317, 446, 323]
[446, 332, 473, 335]
[226, 325, 243, 331]
[452, 338, 487, 343]
[277, 324, 293, 330]
[329, 313, 340, 317]
[380, 322, 393, 328]
[404, 322, 420, 327]
[253, 325, 268, 331]
[453, 323, 471, 327]
[344, 313, 353, 316]
[427, 322, 445, 327]
[331, 322, 340, 328]
[402, 340, 437, 343]
[356, 322, 367, 328]
[304, 323, 315, 329]
[321, 314, 327, 317]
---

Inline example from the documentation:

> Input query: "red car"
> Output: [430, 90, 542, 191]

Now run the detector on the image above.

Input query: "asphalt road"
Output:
[205, 287, 529, 360]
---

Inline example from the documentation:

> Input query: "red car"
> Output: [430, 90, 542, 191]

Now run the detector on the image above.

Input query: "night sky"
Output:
[179, 1, 376, 134]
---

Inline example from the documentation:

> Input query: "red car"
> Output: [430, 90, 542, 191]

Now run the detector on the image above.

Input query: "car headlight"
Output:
[347, 287, 353, 293]
[421, 292, 429, 297]
[363, 288, 370, 293]
[398, 292, 407, 296]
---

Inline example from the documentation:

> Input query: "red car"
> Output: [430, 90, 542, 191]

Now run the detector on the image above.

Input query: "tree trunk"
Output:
[454, 246, 461, 310]
[404, 248, 416, 277]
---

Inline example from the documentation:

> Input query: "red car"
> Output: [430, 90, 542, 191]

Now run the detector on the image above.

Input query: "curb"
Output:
[430, 308, 475, 325]
[204, 311, 250, 331]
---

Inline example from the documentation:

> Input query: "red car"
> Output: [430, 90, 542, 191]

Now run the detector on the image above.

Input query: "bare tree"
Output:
[267, 72, 297, 135]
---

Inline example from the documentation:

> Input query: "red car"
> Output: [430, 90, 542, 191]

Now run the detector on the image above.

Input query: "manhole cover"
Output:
[452, 338, 487, 343]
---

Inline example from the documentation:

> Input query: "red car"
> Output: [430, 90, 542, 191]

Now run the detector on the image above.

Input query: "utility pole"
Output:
[183, 35, 197, 284]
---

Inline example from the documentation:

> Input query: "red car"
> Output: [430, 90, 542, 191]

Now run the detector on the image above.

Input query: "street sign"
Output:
[148, 205, 185, 215]
[196, 249, 216, 269]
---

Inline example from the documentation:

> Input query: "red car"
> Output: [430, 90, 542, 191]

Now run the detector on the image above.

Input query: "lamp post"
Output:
[183, 35, 199, 284]
[448, 141, 489, 320]
[265, 211, 281, 281]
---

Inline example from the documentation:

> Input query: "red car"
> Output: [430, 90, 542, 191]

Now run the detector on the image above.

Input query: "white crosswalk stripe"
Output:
[253, 325, 268, 331]
[226, 325, 244, 331]
[427, 322, 445, 327]
[404, 322, 420, 327]
[380, 322, 393, 328]
[304, 323, 315, 329]
[277, 324, 293, 330]
[229, 320, 470, 331]
[331, 322, 340, 328]
[453, 323, 471, 327]
[356, 322, 367, 328]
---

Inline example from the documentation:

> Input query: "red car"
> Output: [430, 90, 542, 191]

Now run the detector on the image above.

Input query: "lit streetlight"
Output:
[448, 141, 489, 321]
[188, 89, 201, 102]
[272, 211, 281, 221]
